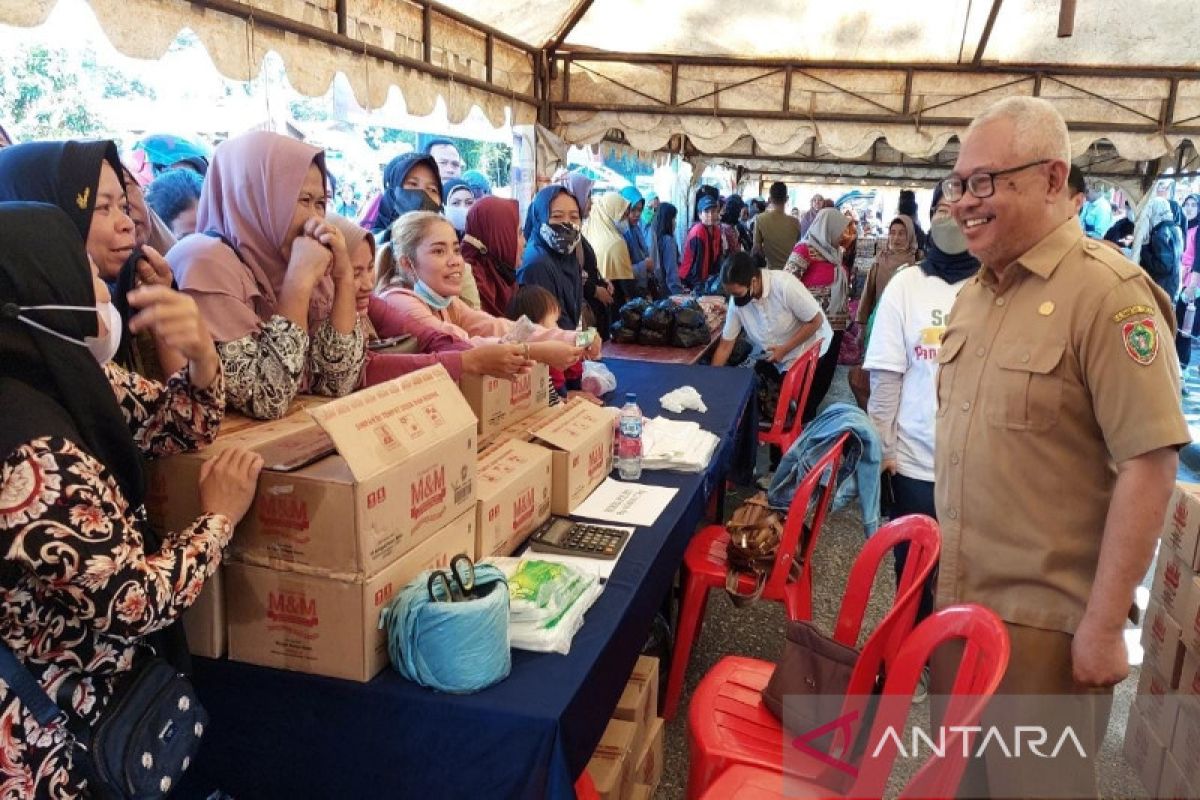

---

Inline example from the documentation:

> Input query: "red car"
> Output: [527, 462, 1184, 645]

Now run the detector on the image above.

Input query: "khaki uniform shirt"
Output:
[934, 218, 1189, 634]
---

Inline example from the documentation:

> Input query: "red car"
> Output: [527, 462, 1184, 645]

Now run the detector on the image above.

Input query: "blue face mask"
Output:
[413, 280, 453, 311]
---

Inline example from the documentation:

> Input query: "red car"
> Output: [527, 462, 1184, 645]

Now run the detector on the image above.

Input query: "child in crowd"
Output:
[506, 284, 570, 403]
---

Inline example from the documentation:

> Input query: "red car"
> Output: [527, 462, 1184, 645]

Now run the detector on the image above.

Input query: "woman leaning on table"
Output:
[0, 202, 261, 796]
[167, 131, 366, 420]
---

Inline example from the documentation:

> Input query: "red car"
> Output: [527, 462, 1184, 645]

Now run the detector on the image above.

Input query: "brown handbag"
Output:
[761, 620, 859, 730]
[724, 492, 786, 606]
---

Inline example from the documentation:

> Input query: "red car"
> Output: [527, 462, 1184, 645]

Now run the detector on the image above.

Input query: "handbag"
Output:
[760, 620, 859, 729]
[724, 492, 786, 606]
[0, 644, 206, 799]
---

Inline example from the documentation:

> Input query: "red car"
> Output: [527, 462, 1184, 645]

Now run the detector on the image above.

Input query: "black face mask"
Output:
[388, 188, 442, 216]
[732, 292, 752, 307]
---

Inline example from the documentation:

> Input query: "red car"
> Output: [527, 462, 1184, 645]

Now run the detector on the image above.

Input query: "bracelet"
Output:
[522, 343, 530, 360]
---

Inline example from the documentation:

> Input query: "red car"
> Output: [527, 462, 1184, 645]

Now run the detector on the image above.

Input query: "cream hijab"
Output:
[583, 191, 632, 280]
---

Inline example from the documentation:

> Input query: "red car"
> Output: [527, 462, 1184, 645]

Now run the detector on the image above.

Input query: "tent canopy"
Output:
[2, 0, 1197, 192]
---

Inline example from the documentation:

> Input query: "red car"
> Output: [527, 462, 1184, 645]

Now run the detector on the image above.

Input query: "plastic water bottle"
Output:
[616, 393, 643, 481]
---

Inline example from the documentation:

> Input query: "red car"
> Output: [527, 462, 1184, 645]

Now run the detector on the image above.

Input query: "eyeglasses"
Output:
[941, 160, 1052, 202]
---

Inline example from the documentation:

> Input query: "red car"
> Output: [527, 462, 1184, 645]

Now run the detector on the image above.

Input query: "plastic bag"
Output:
[671, 326, 710, 348]
[673, 306, 707, 330]
[500, 315, 538, 344]
[610, 321, 638, 344]
[637, 327, 671, 347]
[619, 298, 651, 329]
[640, 302, 675, 334]
[582, 360, 617, 397]
[488, 558, 603, 655]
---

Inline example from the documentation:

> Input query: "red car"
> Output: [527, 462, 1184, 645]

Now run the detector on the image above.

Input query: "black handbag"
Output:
[0, 644, 206, 798]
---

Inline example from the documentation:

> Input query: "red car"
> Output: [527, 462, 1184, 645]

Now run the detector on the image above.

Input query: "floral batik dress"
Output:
[0, 364, 227, 798]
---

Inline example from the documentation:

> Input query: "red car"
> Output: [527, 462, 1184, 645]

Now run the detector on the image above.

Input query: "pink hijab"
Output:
[169, 131, 332, 342]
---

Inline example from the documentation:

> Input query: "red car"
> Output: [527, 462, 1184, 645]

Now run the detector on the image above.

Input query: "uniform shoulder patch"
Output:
[1122, 317, 1159, 365]
[1113, 304, 1155, 323]
[1082, 239, 1141, 280]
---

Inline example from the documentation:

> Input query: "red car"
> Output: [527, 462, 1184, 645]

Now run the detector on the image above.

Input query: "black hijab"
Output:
[920, 183, 980, 284]
[0, 202, 146, 508]
[0, 140, 123, 241]
[374, 152, 444, 235]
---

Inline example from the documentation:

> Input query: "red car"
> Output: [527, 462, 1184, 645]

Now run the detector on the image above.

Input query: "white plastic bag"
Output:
[488, 558, 604, 655]
[582, 360, 617, 397]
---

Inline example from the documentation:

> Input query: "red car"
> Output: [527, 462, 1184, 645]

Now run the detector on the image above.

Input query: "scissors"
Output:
[426, 553, 476, 603]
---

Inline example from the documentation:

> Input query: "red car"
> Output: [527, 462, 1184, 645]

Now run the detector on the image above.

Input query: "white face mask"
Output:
[445, 206, 469, 233]
[9, 300, 123, 365]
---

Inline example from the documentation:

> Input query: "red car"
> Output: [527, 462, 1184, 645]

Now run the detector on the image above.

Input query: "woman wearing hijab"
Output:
[784, 206, 855, 420]
[619, 186, 654, 295]
[168, 131, 366, 420]
[857, 216, 921, 327]
[325, 213, 531, 385]
[551, 169, 614, 338]
[463, 196, 522, 318]
[462, 169, 492, 199]
[519, 185, 587, 333]
[1175, 194, 1200, 374]
[1132, 197, 1183, 299]
[584, 191, 636, 306]
[722, 195, 753, 252]
[864, 185, 980, 631]
[0, 141, 208, 381]
[370, 151, 444, 239]
[442, 178, 475, 234]
[0, 202, 257, 796]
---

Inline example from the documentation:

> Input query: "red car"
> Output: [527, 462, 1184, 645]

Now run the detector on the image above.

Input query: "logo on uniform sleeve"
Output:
[1122, 317, 1159, 365]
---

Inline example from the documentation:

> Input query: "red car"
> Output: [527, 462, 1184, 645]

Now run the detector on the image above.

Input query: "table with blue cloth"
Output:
[180, 360, 755, 800]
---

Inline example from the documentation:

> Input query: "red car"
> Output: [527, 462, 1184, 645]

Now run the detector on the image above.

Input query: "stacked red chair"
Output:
[759, 339, 822, 455]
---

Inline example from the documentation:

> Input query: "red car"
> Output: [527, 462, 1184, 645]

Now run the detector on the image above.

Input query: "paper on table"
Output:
[516, 525, 634, 580]
[570, 478, 679, 528]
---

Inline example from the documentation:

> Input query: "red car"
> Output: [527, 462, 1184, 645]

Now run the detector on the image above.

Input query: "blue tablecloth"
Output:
[180, 361, 754, 800]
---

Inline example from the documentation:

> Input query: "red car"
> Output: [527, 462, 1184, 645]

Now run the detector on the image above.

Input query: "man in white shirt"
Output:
[712, 252, 830, 469]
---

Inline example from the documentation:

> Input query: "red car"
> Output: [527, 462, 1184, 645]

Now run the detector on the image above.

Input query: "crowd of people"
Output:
[0, 90, 1194, 797]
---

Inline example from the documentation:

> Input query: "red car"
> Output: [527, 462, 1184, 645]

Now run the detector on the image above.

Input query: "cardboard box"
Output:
[1159, 752, 1198, 800]
[1124, 703, 1166, 799]
[151, 369, 477, 577]
[1137, 663, 1180, 740]
[1177, 575, 1200, 655]
[182, 567, 225, 659]
[1164, 482, 1200, 571]
[615, 655, 661, 757]
[585, 718, 637, 800]
[525, 398, 616, 515]
[631, 717, 664, 789]
[1151, 550, 1194, 624]
[475, 440, 553, 559]
[459, 363, 551, 441]
[627, 785, 652, 800]
[225, 510, 476, 681]
[1171, 696, 1200, 779]
[1144, 601, 1186, 688]
[1180, 648, 1200, 696]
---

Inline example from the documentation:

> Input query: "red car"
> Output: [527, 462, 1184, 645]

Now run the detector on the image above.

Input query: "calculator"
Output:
[528, 517, 629, 560]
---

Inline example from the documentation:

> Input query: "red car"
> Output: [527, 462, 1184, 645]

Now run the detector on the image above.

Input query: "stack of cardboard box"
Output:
[1124, 482, 1200, 797]
[148, 366, 483, 681]
[587, 656, 664, 800]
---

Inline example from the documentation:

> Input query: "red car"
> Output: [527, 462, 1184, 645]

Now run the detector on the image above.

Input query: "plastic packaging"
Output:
[659, 385, 708, 413]
[489, 558, 604, 655]
[582, 360, 617, 397]
[617, 392, 643, 480]
[500, 315, 538, 344]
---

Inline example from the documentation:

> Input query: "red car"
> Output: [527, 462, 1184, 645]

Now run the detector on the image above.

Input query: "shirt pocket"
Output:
[935, 329, 967, 418]
[986, 340, 1067, 432]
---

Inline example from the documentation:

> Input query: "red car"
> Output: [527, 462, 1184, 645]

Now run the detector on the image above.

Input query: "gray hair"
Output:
[965, 97, 1071, 164]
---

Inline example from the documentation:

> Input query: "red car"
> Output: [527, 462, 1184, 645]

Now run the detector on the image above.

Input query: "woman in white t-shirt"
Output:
[863, 184, 980, 624]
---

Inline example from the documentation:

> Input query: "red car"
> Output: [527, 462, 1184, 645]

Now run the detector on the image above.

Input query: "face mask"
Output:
[6, 300, 122, 364]
[413, 280, 453, 311]
[930, 218, 970, 256]
[388, 188, 442, 216]
[732, 293, 752, 307]
[540, 222, 581, 255]
[616, 219, 630, 235]
[445, 206, 469, 233]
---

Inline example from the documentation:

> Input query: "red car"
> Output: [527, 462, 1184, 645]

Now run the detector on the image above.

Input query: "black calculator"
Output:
[528, 517, 630, 560]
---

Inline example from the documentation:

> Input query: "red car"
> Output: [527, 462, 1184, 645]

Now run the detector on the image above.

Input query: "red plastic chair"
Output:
[574, 771, 600, 800]
[759, 339, 822, 455]
[685, 516, 942, 796]
[697, 604, 1011, 800]
[664, 434, 849, 721]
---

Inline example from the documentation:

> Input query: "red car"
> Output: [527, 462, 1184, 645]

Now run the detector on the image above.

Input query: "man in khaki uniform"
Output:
[932, 97, 1188, 798]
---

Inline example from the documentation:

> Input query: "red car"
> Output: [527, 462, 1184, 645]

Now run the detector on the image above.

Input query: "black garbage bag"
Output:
[619, 298, 651, 329]
[671, 326, 711, 348]
[727, 332, 753, 366]
[610, 321, 638, 344]
[673, 306, 707, 331]
[637, 327, 671, 347]
[640, 302, 675, 335]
